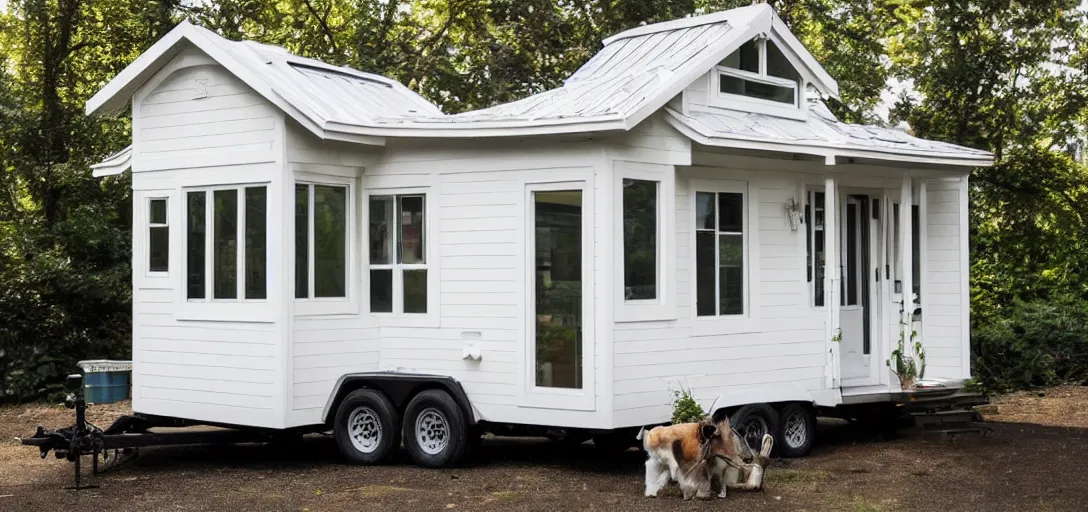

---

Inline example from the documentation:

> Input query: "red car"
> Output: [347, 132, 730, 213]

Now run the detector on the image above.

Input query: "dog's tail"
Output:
[635, 426, 646, 442]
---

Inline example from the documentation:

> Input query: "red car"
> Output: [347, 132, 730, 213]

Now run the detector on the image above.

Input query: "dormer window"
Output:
[713, 37, 805, 117]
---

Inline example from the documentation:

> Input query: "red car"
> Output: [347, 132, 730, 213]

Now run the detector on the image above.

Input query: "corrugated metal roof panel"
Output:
[667, 103, 992, 159]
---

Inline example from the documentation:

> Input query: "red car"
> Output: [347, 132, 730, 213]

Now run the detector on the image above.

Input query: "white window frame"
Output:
[178, 182, 271, 321]
[146, 195, 170, 278]
[689, 179, 760, 336]
[708, 35, 808, 120]
[363, 184, 438, 327]
[294, 174, 357, 317]
[521, 178, 595, 411]
[613, 163, 676, 323]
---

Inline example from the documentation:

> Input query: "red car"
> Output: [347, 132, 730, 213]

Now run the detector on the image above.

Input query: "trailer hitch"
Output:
[19, 374, 107, 489]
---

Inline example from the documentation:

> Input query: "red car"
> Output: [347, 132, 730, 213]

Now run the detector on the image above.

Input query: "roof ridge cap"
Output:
[602, 4, 768, 46]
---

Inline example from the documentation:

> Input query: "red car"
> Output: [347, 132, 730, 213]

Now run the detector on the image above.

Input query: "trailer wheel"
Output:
[402, 389, 468, 468]
[334, 389, 399, 464]
[775, 403, 815, 457]
[730, 404, 780, 453]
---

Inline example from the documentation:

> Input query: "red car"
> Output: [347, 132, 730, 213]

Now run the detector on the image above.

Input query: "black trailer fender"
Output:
[321, 373, 476, 426]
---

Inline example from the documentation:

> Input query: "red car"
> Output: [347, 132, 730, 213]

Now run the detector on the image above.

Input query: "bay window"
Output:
[369, 194, 427, 314]
[186, 185, 267, 301]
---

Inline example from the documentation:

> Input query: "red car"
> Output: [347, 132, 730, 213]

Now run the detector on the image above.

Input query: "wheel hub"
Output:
[784, 412, 807, 448]
[348, 407, 383, 453]
[415, 408, 450, 455]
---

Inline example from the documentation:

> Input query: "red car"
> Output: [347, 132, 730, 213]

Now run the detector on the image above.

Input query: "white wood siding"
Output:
[612, 162, 827, 427]
[281, 130, 612, 428]
[922, 180, 965, 379]
[367, 142, 609, 428]
[285, 123, 379, 426]
[130, 54, 286, 428]
[683, 71, 711, 110]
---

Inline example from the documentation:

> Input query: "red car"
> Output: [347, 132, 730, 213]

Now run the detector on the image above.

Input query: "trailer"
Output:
[24, 4, 993, 481]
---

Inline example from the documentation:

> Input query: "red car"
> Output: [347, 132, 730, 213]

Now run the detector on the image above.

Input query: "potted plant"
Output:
[887, 327, 926, 389]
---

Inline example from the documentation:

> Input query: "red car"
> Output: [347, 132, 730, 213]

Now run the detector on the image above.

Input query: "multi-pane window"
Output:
[295, 183, 348, 299]
[718, 39, 801, 107]
[622, 179, 658, 301]
[369, 194, 427, 313]
[186, 185, 267, 301]
[695, 191, 746, 317]
[148, 198, 169, 273]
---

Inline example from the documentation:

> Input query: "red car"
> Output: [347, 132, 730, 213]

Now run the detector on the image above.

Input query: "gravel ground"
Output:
[1, 387, 1087, 511]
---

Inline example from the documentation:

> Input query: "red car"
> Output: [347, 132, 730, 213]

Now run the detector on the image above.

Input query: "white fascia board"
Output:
[85, 22, 193, 115]
[770, 16, 840, 99]
[90, 145, 133, 177]
[663, 110, 994, 168]
[620, 20, 771, 131]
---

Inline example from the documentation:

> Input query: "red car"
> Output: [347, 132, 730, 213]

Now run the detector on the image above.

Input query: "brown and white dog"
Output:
[637, 411, 738, 500]
[637, 411, 774, 500]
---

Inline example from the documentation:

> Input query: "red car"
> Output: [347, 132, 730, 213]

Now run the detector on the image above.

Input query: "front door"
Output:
[839, 193, 882, 386]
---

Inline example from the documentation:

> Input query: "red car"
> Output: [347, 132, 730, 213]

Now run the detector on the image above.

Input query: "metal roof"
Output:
[392, 5, 772, 126]
[86, 5, 993, 166]
[664, 101, 994, 165]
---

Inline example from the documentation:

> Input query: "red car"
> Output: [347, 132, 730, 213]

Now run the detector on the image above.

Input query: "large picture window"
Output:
[369, 194, 427, 313]
[622, 179, 658, 301]
[186, 185, 267, 301]
[695, 190, 746, 317]
[148, 198, 169, 273]
[296, 183, 348, 299]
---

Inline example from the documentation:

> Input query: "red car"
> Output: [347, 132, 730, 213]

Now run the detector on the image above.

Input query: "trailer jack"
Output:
[20, 375, 115, 489]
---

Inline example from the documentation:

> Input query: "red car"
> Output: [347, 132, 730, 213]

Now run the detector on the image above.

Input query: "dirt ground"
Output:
[1, 388, 1086, 512]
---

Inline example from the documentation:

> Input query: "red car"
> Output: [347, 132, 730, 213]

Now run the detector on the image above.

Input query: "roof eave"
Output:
[86, 22, 194, 116]
[324, 116, 628, 139]
[662, 110, 994, 169]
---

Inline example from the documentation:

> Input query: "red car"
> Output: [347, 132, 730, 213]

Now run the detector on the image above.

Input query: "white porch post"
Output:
[899, 175, 914, 386]
[824, 176, 839, 388]
[959, 175, 971, 379]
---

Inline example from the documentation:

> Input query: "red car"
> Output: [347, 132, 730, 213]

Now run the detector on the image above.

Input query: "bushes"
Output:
[972, 296, 1088, 392]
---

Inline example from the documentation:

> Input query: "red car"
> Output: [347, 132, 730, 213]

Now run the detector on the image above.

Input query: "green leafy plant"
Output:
[831, 329, 842, 343]
[670, 385, 706, 425]
[887, 324, 926, 389]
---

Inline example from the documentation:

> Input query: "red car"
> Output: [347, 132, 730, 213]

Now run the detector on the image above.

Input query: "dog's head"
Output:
[696, 409, 740, 461]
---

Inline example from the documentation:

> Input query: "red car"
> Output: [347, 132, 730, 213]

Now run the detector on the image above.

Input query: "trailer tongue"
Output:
[20, 374, 290, 489]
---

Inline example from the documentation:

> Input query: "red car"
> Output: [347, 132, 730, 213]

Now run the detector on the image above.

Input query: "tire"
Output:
[776, 403, 815, 457]
[402, 389, 469, 468]
[730, 404, 780, 454]
[333, 389, 399, 464]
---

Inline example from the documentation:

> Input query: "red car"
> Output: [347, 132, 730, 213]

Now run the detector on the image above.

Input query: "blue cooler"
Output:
[76, 360, 132, 403]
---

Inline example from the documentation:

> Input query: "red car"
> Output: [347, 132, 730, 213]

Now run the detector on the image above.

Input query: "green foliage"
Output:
[671, 385, 705, 425]
[972, 296, 1088, 392]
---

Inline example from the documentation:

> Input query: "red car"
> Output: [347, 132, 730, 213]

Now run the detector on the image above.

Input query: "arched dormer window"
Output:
[711, 36, 805, 119]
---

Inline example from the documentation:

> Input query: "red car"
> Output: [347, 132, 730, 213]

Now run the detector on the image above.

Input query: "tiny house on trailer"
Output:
[85, 5, 992, 466]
